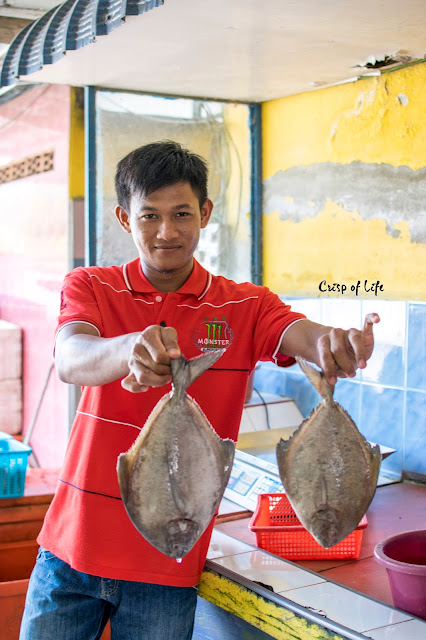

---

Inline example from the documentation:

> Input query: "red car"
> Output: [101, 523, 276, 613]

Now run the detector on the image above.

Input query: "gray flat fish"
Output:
[276, 357, 381, 548]
[117, 350, 235, 560]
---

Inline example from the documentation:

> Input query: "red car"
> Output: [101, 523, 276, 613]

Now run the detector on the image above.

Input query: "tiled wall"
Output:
[254, 298, 426, 481]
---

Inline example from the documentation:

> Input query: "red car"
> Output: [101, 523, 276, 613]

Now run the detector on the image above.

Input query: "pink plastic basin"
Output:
[374, 529, 426, 620]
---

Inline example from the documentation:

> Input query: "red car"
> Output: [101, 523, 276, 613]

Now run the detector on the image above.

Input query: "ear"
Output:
[200, 198, 213, 229]
[115, 205, 132, 234]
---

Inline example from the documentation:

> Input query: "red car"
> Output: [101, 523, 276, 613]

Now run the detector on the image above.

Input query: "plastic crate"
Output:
[249, 493, 367, 560]
[0, 437, 31, 498]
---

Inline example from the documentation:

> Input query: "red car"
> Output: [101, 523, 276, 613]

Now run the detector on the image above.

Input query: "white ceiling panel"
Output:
[6, 0, 426, 101]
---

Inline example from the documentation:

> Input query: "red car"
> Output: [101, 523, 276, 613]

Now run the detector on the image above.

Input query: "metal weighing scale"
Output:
[223, 427, 397, 513]
[224, 448, 284, 512]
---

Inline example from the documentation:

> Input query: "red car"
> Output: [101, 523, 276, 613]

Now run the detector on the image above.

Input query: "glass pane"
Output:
[95, 90, 251, 282]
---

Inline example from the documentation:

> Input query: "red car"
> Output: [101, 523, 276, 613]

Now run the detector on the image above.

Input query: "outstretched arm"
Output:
[55, 323, 181, 392]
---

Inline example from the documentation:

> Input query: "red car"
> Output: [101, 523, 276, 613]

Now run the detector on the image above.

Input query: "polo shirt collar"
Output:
[124, 257, 211, 299]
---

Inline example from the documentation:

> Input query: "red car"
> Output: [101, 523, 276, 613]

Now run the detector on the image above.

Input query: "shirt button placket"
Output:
[156, 293, 177, 328]
[155, 294, 165, 327]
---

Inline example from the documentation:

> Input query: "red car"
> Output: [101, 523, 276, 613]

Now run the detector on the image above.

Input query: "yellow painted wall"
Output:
[69, 87, 85, 200]
[262, 62, 426, 300]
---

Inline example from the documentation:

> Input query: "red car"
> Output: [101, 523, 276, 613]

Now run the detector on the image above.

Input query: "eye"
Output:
[176, 211, 190, 218]
[141, 213, 157, 220]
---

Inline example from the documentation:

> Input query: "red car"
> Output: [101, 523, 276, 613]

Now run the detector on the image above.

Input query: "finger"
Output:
[122, 368, 172, 392]
[328, 328, 357, 379]
[129, 357, 172, 387]
[363, 312, 380, 335]
[358, 313, 380, 367]
[159, 326, 181, 359]
[317, 334, 338, 386]
[347, 329, 367, 369]
[121, 373, 149, 393]
[138, 326, 179, 365]
[132, 343, 171, 376]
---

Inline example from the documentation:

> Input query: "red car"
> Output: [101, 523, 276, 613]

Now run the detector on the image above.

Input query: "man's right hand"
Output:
[121, 325, 181, 393]
[55, 322, 181, 389]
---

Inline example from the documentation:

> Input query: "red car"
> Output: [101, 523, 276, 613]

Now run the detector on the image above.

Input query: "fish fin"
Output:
[276, 420, 317, 488]
[117, 452, 131, 499]
[171, 350, 225, 397]
[207, 438, 236, 516]
[219, 439, 236, 488]
[221, 439, 236, 467]
[276, 437, 293, 484]
[365, 441, 382, 485]
[296, 357, 334, 403]
[276, 436, 291, 463]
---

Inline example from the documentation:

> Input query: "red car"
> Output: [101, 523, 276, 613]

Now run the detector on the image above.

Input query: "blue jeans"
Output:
[19, 547, 198, 640]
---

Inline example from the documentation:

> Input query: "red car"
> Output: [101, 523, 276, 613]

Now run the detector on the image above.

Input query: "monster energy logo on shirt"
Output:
[193, 317, 234, 351]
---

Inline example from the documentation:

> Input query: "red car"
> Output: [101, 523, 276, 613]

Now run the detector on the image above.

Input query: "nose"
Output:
[157, 219, 179, 241]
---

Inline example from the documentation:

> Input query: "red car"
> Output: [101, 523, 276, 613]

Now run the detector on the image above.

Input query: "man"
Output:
[20, 140, 379, 640]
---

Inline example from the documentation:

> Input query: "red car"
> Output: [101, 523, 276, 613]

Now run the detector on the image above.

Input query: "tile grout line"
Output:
[401, 301, 409, 476]
[362, 617, 416, 634]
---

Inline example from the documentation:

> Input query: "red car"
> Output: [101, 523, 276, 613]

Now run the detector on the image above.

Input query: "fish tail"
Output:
[171, 350, 225, 397]
[296, 357, 334, 403]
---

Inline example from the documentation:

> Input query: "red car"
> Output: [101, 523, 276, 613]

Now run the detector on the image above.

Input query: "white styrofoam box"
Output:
[0, 378, 23, 435]
[0, 320, 22, 381]
[239, 397, 303, 433]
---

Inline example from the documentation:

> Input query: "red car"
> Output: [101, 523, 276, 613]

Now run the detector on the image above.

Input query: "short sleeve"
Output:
[57, 268, 104, 336]
[251, 287, 306, 368]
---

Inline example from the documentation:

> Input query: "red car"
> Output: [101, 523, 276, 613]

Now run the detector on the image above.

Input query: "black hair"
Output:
[115, 140, 209, 211]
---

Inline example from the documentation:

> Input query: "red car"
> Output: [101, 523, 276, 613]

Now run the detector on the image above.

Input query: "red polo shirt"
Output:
[38, 258, 306, 586]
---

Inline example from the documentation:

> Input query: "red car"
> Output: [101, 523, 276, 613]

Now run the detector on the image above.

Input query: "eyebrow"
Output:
[141, 203, 194, 211]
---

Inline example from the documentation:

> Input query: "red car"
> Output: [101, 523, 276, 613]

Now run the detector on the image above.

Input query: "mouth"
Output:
[155, 245, 182, 251]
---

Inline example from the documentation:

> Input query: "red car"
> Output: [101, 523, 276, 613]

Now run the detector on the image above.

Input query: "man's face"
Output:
[116, 182, 212, 284]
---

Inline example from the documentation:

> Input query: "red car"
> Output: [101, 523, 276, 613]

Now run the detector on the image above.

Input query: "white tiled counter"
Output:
[194, 530, 426, 640]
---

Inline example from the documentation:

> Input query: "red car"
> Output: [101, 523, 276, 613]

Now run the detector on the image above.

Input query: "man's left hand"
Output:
[317, 313, 380, 385]
[279, 312, 380, 386]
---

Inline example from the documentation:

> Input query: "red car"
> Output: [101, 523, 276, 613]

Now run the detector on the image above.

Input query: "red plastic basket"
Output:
[249, 493, 367, 560]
